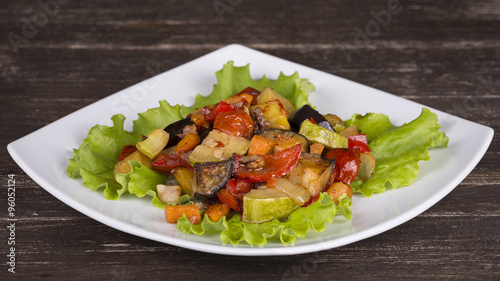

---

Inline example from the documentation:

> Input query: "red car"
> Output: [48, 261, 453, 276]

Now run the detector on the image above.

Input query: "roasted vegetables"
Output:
[124, 86, 373, 227]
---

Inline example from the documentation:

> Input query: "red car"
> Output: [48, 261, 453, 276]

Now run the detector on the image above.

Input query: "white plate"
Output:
[8, 44, 494, 256]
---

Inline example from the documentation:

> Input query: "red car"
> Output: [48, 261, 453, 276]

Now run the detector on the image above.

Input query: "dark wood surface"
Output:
[1, 0, 499, 280]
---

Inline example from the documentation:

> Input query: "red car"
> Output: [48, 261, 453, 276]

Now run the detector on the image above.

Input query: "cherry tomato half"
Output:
[234, 144, 302, 182]
[213, 110, 254, 139]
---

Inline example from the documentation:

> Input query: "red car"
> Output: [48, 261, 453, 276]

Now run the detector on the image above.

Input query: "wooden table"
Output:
[2, 0, 498, 279]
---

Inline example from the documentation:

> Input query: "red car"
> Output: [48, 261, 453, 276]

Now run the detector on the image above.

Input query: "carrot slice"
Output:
[310, 143, 325, 155]
[175, 133, 201, 155]
[326, 182, 353, 205]
[204, 203, 230, 222]
[165, 204, 201, 224]
[248, 135, 275, 156]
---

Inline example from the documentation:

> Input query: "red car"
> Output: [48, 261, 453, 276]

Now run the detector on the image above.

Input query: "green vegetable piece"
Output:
[242, 189, 299, 223]
[299, 119, 348, 149]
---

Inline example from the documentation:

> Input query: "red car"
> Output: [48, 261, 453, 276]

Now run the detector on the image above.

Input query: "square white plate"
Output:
[8, 44, 494, 256]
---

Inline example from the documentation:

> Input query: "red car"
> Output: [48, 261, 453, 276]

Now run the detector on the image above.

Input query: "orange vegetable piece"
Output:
[310, 143, 325, 155]
[223, 93, 254, 107]
[204, 203, 230, 222]
[190, 108, 211, 128]
[175, 133, 201, 155]
[266, 178, 276, 188]
[248, 135, 275, 156]
[217, 188, 242, 212]
[326, 182, 353, 205]
[165, 204, 201, 224]
[213, 110, 254, 138]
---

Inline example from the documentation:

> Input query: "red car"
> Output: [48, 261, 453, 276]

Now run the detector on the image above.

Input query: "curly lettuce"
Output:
[177, 193, 352, 246]
[346, 108, 449, 196]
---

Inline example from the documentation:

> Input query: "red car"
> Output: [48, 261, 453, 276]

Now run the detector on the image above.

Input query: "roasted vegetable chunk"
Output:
[193, 158, 234, 199]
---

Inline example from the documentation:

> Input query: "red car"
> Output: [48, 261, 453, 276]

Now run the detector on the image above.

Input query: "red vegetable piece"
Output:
[213, 110, 254, 139]
[303, 194, 320, 207]
[347, 134, 371, 153]
[202, 101, 237, 122]
[152, 153, 192, 172]
[118, 145, 137, 161]
[234, 144, 302, 182]
[217, 188, 242, 212]
[236, 87, 260, 105]
[226, 178, 254, 195]
[325, 148, 361, 185]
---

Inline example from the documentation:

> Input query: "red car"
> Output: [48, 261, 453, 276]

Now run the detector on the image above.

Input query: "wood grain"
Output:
[1, 0, 499, 280]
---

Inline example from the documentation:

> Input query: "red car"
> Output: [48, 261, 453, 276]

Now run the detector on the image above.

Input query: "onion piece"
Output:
[157, 185, 182, 204]
[274, 178, 311, 206]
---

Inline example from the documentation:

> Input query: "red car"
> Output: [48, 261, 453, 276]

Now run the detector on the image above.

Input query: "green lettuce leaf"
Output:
[177, 193, 351, 246]
[132, 101, 183, 139]
[115, 161, 168, 208]
[66, 114, 136, 200]
[346, 108, 449, 196]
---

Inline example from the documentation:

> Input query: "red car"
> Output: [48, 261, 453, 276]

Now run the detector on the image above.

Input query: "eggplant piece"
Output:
[163, 118, 195, 148]
[258, 129, 309, 153]
[193, 158, 234, 199]
[289, 104, 335, 132]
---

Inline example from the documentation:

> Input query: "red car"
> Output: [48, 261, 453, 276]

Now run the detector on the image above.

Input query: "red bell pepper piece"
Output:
[236, 87, 260, 105]
[217, 188, 242, 212]
[233, 144, 302, 182]
[226, 178, 254, 195]
[151, 154, 193, 172]
[118, 145, 137, 161]
[202, 101, 236, 122]
[303, 194, 320, 207]
[325, 148, 361, 185]
[347, 134, 371, 153]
